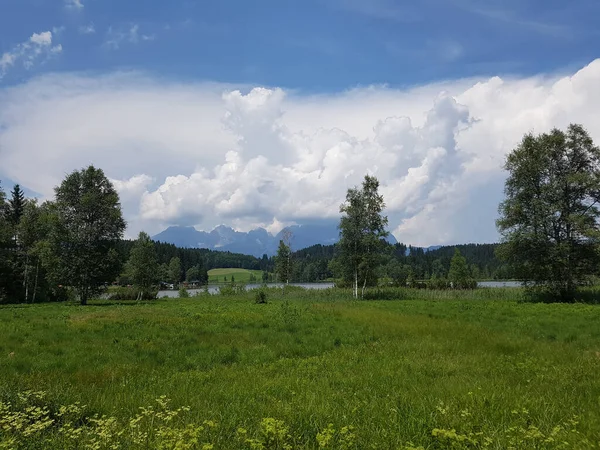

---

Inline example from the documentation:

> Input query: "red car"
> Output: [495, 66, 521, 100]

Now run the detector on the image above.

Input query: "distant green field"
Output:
[208, 268, 263, 283]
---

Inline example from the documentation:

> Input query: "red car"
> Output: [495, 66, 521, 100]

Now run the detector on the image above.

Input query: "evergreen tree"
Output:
[8, 184, 25, 228]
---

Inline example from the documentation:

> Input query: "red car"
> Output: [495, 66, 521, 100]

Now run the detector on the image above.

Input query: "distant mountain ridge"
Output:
[152, 224, 398, 257]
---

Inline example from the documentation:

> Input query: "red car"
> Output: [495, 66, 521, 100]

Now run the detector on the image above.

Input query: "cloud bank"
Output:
[1, 60, 599, 245]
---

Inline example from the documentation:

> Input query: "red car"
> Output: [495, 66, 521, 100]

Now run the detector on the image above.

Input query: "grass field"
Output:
[208, 268, 263, 284]
[1, 288, 599, 448]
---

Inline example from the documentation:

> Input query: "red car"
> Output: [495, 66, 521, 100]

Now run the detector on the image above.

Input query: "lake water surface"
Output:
[157, 282, 335, 297]
[477, 281, 521, 288]
[157, 280, 521, 297]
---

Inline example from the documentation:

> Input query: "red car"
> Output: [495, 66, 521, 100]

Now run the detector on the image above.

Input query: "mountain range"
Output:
[152, 223, 398, 257]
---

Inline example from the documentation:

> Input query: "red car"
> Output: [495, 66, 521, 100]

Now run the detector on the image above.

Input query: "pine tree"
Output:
[8, 184, 25, 228]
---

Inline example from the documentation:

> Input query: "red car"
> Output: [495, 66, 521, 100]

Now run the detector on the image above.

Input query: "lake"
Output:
[478, 281, 522, 288]
[157, 282, 335, 297]
[157, 280, 522, 297]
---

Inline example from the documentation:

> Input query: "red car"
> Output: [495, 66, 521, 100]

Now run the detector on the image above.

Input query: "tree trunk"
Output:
[32, 261, 39, 304]
[354, 269, 358, 299]
[24, 254, 30, 303]
[361, 276, 367, 300]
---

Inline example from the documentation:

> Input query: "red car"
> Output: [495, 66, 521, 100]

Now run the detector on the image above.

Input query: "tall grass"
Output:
[1, 291, 599, 448]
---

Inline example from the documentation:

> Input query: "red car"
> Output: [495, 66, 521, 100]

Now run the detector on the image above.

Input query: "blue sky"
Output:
[1, 0, 599, 90]
[1, 0, 599, 246]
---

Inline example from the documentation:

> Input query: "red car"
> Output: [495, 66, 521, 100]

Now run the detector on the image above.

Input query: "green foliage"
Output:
[449, 249, 477, 290]
[498, 124, 600, 302]
[168, 257, 183, 286]
[127, 232, 159, 294]
[254, 289, 268, 304]
[218, 284, 246, 296]
[186, 265, 208, 283]
[7, 184, 25, 228]
[386, 259, 411, 287]
[275, 238, 292, 286]
[0, 182, 15, 303]
[1, 390, 594, 449]
[45, 166, 126, 305]
[337, 175, 389, 298]
[178, 287, 190, 298]
[428, 273, 451, 290]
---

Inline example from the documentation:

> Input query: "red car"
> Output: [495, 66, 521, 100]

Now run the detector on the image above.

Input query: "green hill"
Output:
[208, 268, 263, 284]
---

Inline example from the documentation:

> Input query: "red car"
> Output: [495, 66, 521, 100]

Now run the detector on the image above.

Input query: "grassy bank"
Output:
[1, 289, 599, 448]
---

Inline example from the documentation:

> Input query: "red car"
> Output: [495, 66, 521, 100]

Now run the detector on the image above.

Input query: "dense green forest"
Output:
[118, 240, 509, 285]
[288, 242, 512, 283]
[116, 240, 270, 279]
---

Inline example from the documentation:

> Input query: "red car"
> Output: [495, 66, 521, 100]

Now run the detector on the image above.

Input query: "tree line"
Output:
[0, 168, 267, 305]
[276, 124, 600, 302]
[285, 242, 512, 284]
[2, 123, 598, 304]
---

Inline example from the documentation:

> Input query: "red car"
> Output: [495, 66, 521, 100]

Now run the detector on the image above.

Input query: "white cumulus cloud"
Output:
[0, 31, 61, 78]
[1, 60, 600, 245]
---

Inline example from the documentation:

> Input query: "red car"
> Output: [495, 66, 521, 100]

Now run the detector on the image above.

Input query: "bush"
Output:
[428, 276, 451, 290]
[254, 289, 268, 304]
[178, 287, 189, 298]
[108, 287, 157, 300]
[219, 283, 246, 296]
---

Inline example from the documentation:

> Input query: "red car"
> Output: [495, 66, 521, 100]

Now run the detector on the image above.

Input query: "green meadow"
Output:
[207, 268, 263, 284]
[1, 288, 599, 448]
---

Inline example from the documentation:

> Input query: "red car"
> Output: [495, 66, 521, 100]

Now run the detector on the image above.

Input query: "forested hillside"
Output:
[289, 242, 511, 283]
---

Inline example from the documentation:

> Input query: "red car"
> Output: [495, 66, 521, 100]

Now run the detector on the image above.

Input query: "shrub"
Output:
[219, 284, 246, 296]
[178, 287, 190, 298]
[254, 289, 268, 304]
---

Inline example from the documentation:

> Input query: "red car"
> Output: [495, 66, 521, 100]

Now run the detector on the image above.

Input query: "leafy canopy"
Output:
[47, 166, 126, 305]
[497, 124, 600, 302]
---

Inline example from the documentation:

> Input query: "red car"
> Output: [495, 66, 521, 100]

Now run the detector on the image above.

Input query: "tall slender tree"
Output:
[497, 124, 600, 302]
[8, 184, 25, 228]
[275, 240, 292, 286]
[337, 175, 389, 298]
[0, 181, 11, 303]
[47, 166, 126, 305]
[127, 231, 159, 299]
